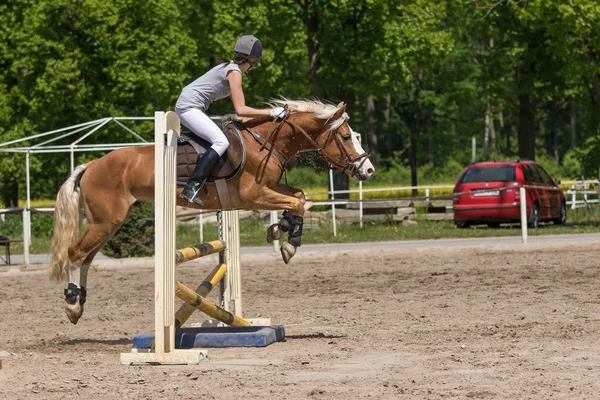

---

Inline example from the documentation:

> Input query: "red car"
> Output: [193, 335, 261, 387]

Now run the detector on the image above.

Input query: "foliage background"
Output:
[1, 0, 599, 207]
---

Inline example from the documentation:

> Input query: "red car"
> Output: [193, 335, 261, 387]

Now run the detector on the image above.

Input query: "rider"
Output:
[175, 34, 285, 205]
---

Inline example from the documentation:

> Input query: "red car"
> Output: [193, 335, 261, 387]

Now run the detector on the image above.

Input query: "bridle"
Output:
[255, 107, 370, 177]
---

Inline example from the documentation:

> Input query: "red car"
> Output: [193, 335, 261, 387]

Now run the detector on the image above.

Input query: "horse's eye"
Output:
[341, 134, 352, 142]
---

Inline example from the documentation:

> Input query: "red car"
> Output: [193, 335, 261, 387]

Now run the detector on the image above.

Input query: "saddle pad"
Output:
[175, 122, 245, 182]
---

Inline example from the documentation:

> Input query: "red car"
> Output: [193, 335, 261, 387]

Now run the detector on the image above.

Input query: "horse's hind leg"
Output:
[65, 206, 132, 324]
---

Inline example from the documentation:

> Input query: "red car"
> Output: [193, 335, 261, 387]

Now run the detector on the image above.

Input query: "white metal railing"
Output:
[1, 183, 599, 261]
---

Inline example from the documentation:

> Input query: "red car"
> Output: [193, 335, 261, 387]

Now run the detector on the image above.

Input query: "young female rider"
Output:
[175, 35, 285, 205]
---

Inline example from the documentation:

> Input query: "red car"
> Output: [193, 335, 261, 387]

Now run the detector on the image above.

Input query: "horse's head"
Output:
[276, 99, 375, 181]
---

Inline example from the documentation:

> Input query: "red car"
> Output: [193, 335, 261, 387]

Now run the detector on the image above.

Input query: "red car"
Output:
[453, 160, 567, 228]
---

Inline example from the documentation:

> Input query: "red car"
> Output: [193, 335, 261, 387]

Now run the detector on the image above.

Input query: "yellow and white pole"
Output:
[175, 282, 250, 327]
[175, 263, 227, 329]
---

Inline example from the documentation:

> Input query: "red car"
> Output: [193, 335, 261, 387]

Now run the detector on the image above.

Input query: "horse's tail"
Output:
[48, 164, 88, 281]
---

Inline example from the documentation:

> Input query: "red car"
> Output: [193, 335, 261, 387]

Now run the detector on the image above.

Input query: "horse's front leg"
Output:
[272, 210, 304, 264]
[266, 185, 306, 245]
[252, 185, 306, 264]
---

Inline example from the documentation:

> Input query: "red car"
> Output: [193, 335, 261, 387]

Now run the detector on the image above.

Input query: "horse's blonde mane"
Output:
[269, 98, 349, 130]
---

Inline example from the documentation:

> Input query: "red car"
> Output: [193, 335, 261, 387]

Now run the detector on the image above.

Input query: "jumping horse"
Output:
[48, 99, 375, 324]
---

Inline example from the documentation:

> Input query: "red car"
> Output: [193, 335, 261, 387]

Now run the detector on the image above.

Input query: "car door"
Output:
[535, 165, 560, 219]
[525, 164, 549, 219]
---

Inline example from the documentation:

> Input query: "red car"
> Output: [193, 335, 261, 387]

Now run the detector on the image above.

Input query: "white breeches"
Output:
[175, 108, 230, 156]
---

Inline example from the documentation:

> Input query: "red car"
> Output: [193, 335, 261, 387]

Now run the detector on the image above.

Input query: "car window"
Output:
[460, 166, 516, 183]
[535, 165, 556, 185]
[525, 164, 543, 183]
[521, 165, 531, 182]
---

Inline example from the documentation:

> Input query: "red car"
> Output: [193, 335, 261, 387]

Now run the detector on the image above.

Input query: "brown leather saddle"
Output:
[175, 117, 246, 184]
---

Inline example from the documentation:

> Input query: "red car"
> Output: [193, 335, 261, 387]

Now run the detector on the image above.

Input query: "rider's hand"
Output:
[270, 107, 285, 119]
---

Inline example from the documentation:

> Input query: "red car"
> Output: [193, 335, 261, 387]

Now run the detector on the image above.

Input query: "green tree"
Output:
[0, 0, 195, 200]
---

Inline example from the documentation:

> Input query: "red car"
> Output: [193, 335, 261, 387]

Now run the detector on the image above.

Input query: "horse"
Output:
[48, 98, 375, 324]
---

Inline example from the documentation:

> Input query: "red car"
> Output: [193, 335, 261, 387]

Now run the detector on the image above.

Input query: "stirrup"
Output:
[179, 179, 207, 206]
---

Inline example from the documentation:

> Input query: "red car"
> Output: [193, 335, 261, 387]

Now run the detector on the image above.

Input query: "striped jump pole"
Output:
[175, 263, 227, 329]
[175, 282, 250, 327]
[175, 240, 226, 264]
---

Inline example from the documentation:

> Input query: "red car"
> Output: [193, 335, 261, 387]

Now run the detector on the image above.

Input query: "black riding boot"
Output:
[179, 148, 221, 206]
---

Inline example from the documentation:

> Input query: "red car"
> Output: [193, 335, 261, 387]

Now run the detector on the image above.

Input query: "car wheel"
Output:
[528, 203, 540, 229]
[455, 219, 470, 229]
[554, 202, 567, 225]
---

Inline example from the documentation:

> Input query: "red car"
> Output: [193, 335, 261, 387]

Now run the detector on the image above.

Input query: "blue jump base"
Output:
[133, 325, 286, 349]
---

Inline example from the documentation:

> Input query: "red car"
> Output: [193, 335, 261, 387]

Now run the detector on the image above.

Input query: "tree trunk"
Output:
[305, 2, 321, 97]
[570, 101, 577, 148]
[367, 96, 379, 166]
[2, 182, 18, 207]
[410, 70, 422, 197]
[594, 77, 600, 110]
[483, 100, 490, 161]
[518, 94, 535, 160]
[489, 107, 496, 155]
[499, 110, 511, 157]
[384, 93, 391, 122]
[428, 139, 434, 165]
[330, 89, 356, 203]
[11, 182, 18, 207]
[549, 100, 559, 165]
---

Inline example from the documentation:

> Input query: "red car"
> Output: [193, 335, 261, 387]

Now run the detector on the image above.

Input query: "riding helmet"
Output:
[234, 35, 262, 63]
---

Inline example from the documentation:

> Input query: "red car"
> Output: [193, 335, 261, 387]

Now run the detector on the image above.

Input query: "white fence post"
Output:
[359, 180, 363, 229]
[329, 167, 337, 237]
[22, 208, 30, 265]
[199, 213, 203, 244]
[24, 151, 31, 265]
[520, 186, 528, 244]
[270, 210, 279, 253]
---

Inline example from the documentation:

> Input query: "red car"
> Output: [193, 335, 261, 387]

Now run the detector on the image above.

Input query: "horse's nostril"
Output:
[367, 168, 374, 175]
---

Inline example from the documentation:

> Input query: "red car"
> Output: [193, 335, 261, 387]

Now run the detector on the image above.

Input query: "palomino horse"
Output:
[48, 99, 374, 324]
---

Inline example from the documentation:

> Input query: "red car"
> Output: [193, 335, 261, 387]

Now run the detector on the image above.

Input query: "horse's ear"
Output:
[333, 102, 346, 120]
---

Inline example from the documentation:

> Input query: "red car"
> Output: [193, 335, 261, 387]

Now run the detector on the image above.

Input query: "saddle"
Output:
[176, 116, 246, 183]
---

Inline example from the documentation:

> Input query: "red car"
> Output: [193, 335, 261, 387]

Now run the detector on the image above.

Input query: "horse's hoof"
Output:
[280, 242, 296, 264]
[267, 224, 284, 243]
[65, 300, 84, 325]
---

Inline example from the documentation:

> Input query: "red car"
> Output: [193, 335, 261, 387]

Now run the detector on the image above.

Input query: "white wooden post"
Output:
[199, 213, 204, 244]
[329, 168, 337, 237]
[359, 180, 363, 229]
[219, 210, 243, 316]
[121, 111, 207, 365]
[270, 210, 279, 253]
[520, 186, 528, 244]
[24, 151, 31, 266]
[22, 208, 30, 265]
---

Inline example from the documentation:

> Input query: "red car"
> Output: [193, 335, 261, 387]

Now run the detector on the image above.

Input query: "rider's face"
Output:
[247, 56, 259, 71]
